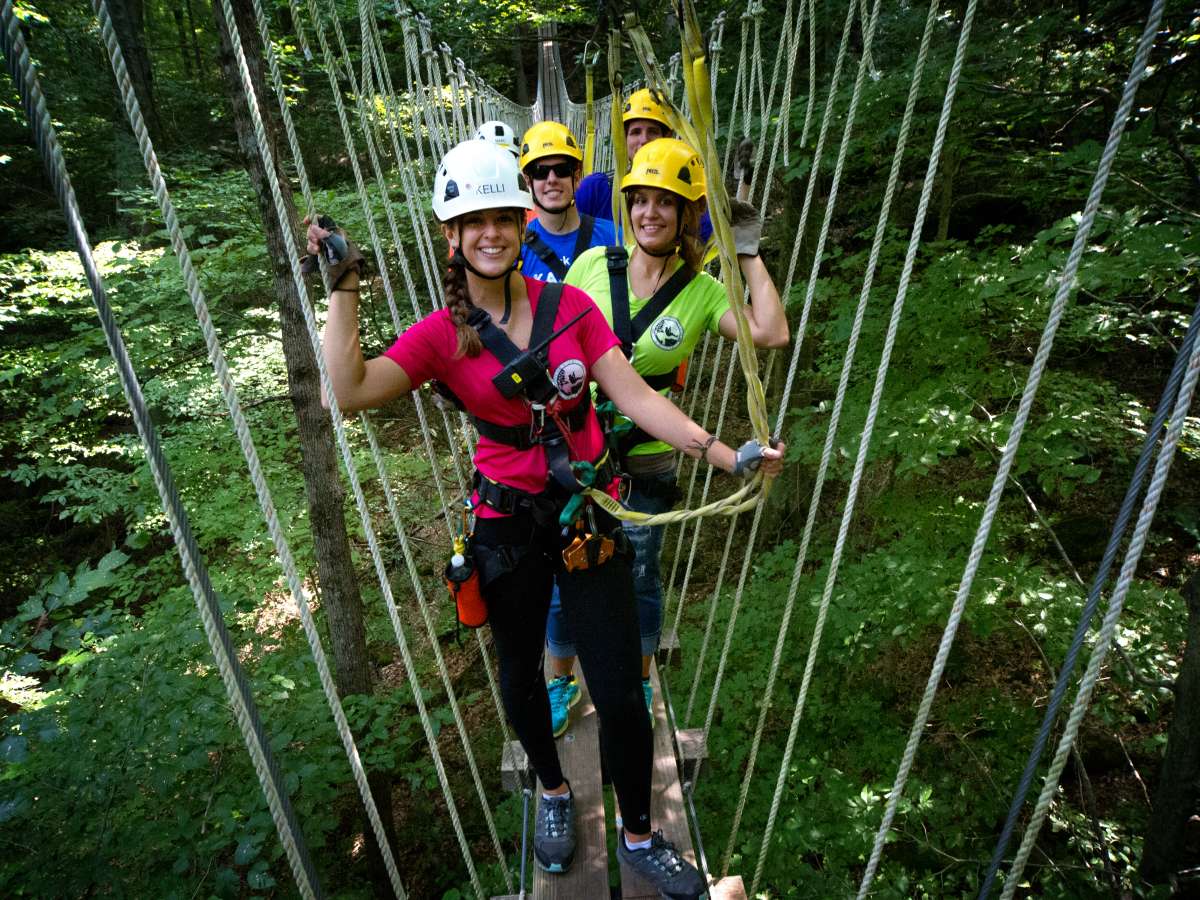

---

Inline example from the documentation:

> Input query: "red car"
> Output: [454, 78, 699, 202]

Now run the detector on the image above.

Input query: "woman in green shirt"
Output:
[545, 138, 789, 731]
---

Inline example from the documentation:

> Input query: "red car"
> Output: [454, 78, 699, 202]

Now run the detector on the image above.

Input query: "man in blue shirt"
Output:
[518, 121, 616, 282]
[576, 88, 714, 242]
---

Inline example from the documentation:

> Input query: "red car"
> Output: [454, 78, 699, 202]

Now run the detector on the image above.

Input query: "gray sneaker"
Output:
[534, 787, 575, 873]
[618, 829, 706, 899]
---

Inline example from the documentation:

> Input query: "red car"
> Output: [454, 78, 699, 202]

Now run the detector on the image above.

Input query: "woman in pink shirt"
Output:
[314, 139, 781, 893]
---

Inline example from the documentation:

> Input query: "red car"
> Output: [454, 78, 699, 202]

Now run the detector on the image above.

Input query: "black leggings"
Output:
[474, 511, 653, 835]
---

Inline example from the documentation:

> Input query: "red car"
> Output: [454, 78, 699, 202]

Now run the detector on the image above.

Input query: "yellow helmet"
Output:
[622, 88, 673, 130]
[519, 121, 583, 171]
[621, 138, 705, 203]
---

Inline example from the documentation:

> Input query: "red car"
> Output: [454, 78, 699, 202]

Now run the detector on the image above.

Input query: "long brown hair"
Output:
[677, 198, 706, 273]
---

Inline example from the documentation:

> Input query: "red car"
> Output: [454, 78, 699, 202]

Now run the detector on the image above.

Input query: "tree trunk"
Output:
[172, 8, 192, 77]
[936, 147, 961, 242]
[513, 24, 529, 107]
[184, 0, 204, 74]
[1141, 575, 1200, 885]
[210, 0, 397, 884]
[106, 0, 164, 147]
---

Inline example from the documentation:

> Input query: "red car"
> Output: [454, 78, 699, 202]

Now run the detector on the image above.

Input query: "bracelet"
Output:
[699, 434, 718, 463]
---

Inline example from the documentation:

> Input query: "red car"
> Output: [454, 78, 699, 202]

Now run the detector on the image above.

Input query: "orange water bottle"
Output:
[445, 535, 486, 628]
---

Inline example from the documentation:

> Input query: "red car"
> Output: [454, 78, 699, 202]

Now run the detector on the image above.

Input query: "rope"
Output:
[91, 0, 411, 892]
[854, 0, 1164, 891]
[1001, 292, 1195, 898]
[0, 5, 322, 896]
[720, 0, 944, 882]
[212, 0, 486, 893]
[982, 303, 1200, 898]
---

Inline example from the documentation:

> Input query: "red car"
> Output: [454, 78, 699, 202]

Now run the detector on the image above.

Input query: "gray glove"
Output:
[732, 439, 766, 477]
[301, 215, 365, 287]
[735, 137, 755, 186]
[728, 199, 762, 258]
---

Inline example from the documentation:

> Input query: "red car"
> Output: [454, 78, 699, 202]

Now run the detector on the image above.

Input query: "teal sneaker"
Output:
[643, 678, 654, 729]
[548, 674, 580, 738]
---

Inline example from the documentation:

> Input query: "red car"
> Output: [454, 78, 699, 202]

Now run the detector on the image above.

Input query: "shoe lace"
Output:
[648, 831, 684, 875]
[542, 796, 569, 838]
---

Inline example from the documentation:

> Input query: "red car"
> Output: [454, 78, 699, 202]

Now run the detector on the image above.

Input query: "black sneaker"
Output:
[618, 828, 707, 899]
[534, 787, 575, 873]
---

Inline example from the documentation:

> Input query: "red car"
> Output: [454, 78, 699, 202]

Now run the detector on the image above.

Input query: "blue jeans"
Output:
[546, 470, 677, 659]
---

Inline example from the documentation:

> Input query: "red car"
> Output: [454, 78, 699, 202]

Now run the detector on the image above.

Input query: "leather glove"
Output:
[302, 215, 364, 287]
[732, 439, 766, 477]
[735, 137, 755, 186]
[728, 199, 762, 258]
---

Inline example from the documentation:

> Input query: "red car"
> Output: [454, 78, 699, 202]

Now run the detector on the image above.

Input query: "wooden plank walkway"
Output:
[533, 668, 609, 899]
[497, 660, 746, 900]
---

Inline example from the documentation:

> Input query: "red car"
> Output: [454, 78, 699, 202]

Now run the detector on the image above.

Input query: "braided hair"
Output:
[443, 259, 483, 359]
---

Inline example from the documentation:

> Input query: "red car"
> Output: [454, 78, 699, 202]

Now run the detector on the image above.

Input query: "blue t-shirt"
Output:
[519, 215, 617, 283]
[575, 171, 714, 242]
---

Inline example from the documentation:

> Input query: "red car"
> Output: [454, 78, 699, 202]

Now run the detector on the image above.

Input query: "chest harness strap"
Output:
[603, 247, 697, 458]
[461, 283, 599, 500]
[523, 214, 596, 281]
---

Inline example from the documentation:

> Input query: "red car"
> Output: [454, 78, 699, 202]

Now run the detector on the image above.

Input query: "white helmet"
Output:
[474, 120, 520, 158]
[432, 140, 533, 222]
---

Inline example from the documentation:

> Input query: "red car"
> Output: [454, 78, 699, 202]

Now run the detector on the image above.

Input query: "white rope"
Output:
[212, 0, 486, 892]
[994, 2, 1171, 892]
[743, 2, 946, 890]
[6, 2, 321, 892]
[848, 0, 1160, 889]
[92, 0, 407, 893]
[690, 1, 878, 838]
[1001, 296, 1193, 895]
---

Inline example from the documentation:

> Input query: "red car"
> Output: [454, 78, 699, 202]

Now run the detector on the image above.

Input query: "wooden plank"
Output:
[533, 668, 609, 899]
[620, 661, 696, 899]
[676, 727, 707, 784]
[501, 740, 531, 793]
[656, 627, 681, 667]
[709, 875, 748, 899]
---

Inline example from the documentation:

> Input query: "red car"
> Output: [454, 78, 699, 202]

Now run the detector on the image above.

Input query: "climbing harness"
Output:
[522, 213, 596, 281]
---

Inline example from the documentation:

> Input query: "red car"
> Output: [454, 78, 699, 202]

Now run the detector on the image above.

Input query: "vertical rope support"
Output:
[0, 5, 322, 897]
[979, 299, 1200, 899]
[92, 0, 411, 893]
[854, 1, 1163, 893]
[719, 0, 942, 881]
[1000, 298, 1195, 900]
[210, 0, 486, 893]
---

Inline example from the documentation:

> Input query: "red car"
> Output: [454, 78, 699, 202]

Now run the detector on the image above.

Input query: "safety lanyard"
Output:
[524, 215, 596, 281]
[605, 246, 696, 358]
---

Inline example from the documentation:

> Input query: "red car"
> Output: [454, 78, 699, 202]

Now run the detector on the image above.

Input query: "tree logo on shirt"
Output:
[552, 359, 587, 399]
[650, 316, 685, 351]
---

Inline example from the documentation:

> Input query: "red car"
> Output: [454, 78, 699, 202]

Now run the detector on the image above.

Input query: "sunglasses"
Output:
[527, 161, 577, 180]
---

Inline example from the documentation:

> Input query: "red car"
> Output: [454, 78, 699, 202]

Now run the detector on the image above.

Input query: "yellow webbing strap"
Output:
[576, 6, 774, 524]
[583, 40, 599, 176]
[607, 29, 631, 237]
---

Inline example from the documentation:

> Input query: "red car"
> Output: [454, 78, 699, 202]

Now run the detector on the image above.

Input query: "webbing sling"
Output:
[464, 283, 586, 494]
[523, 214, 597, 281]
[605, 246, 695, 392]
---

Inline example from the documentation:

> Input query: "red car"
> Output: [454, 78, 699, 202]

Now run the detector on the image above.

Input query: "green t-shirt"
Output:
[566, 245, 728, 455]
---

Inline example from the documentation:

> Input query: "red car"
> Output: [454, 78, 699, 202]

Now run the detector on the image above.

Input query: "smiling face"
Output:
[442, 208, 522, 277]
[524, 154, 580, 214]
[628, 187, 680, 255]
[625, 118, 669, 160]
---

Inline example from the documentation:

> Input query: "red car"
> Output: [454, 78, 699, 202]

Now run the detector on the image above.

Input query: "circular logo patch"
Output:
[650, 316, 684, 351]
[552, 359, 587, 399]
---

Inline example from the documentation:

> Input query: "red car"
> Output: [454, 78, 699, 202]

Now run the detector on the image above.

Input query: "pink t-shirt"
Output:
[384, 277, 620, 515]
